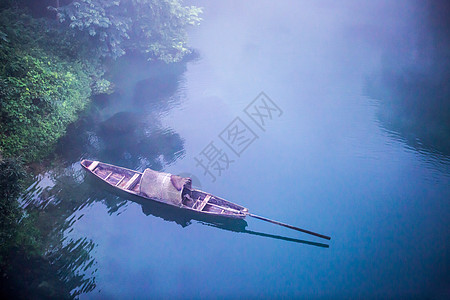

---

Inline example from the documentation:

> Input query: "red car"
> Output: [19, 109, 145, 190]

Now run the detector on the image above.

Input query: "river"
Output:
[20, 1, 449, 298]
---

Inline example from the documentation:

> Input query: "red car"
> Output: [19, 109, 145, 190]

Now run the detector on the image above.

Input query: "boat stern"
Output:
[80, 159, 93, 169]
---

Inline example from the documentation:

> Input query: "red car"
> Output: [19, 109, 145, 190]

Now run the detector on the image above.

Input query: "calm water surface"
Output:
[22, 1, 449, 298]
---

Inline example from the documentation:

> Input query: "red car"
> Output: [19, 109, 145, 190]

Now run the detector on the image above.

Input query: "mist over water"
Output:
[18, 1, 449, 298]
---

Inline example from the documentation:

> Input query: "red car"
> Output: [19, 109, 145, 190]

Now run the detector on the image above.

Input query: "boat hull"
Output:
[81, 159, 247, 220]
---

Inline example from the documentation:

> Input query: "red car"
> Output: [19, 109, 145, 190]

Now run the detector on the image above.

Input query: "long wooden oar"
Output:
[247, 213, 331, 240]
[206, 202, 331, 240]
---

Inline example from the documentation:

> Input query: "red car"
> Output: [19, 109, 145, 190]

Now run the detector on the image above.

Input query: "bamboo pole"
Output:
[206, 202, 331, 240]
[248, 213, 331, 240]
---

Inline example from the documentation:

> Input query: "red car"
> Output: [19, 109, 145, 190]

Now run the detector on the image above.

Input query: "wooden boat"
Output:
[81, 159, 331, 240]
[80, 159, 248, 219]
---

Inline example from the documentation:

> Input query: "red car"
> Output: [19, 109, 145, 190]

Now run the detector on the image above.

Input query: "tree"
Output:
[56, 0, 202, 62]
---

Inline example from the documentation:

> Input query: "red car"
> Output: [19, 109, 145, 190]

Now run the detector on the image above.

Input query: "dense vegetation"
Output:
[0, 1, 201, 297]
[0, 10, 101, 162]
[0, 1, 201, 163]
[56, 0, 202, 62]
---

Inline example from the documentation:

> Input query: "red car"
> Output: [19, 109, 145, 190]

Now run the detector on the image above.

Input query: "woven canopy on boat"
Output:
[139, 168, 191, 207]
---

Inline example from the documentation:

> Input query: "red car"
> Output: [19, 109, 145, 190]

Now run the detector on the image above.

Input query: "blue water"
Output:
[22, 1, 449, 298]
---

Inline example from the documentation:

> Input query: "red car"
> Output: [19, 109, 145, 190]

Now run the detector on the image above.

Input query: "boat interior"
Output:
[84, 160, 142, 193]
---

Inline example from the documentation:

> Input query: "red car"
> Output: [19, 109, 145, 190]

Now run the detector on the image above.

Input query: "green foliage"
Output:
[56, 0, 202, 62]
[0, 10, 105, 162]
[91, 78, 114, 95]
[0, 157, 25, 201]
[0, 2, 201, 296]
[0, 1, 200, 162]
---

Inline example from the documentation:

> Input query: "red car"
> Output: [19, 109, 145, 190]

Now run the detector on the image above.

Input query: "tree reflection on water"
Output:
[366, 1, 450, 165]
[14, 56, 191, 297]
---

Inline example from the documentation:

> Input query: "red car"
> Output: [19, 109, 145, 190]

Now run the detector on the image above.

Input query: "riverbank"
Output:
[0, 2, 201, 297]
